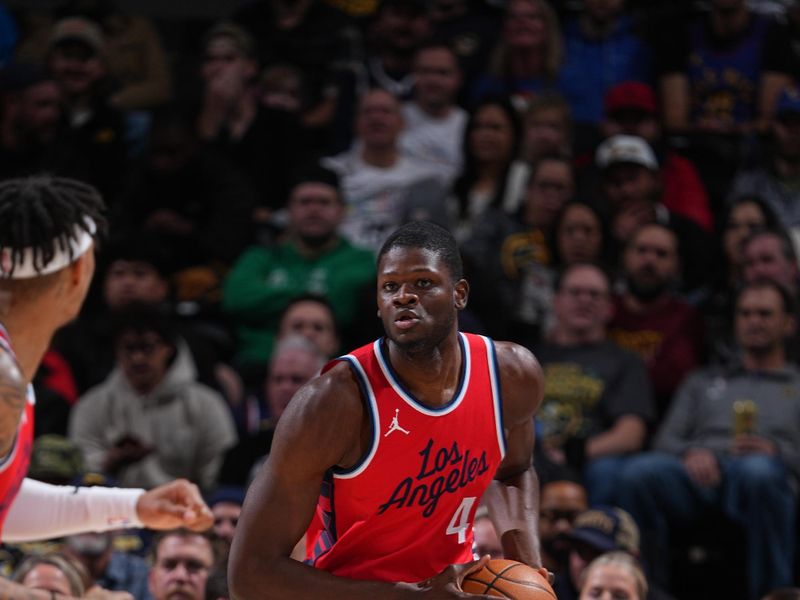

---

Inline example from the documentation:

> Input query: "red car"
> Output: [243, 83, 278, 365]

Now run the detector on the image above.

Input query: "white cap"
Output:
[596, 135, 658, 171]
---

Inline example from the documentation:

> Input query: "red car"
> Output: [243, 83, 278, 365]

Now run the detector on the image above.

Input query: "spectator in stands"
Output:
[704, 197, 780, 364]
[618, 279, 800, 599]
[277, 295, 340, 358]
[363, 0, 431, 100]
[232, 0, 360, 149]
[197, 21, 304, 218]
[54, 233, 238, 404]
[460, 152, 572, 341]
[557, 0, 653, 127]
[522, 92, 572, 164]
[222, 165, 373, 375]
[551, 201, 611, 269]
[451, 96, 527, 242]
[68, 304, 237, 491]
[470, 0, 562, 109]
[148, 531, 215, 600]
[609, 224, 705, 415]
[596, 135, 712, 292]
[220, 336, 327, 486]
[399, 42, 467, 185]
[578, 552, 648, 600]
[657, 0, 789, 134]
[536, 263, 654, 504]
[763, 591, 800, 600]
[553, 506, 644, 600]
[728, 86, 800, 230]
[323, 88, 447, 251]
[13, 553, 86, 597]
[45, 17, 126, 202]
[742, 229, 800, 295]
[116, 106, 256, 281]
[0, 63, 90, 183]
[539, 478, 588, 576]
[592, 82, 713, 232]
[207, 486, 244, 547]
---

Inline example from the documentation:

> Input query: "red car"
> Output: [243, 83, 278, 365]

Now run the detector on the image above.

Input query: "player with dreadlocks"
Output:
[0, 175, 214, 600]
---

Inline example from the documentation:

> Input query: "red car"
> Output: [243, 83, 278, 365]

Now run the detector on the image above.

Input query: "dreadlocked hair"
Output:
[0, 175, 107, 276]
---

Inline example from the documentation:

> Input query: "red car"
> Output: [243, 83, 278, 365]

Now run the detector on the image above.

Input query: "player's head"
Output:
[0, 175, 106, 324]
[378, 221, 463, 282]
[376, 222, 467, 353]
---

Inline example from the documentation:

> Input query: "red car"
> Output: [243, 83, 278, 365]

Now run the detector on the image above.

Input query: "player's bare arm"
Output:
[0, 348, 27, 456]
[229, 362, 494, 600]
[483, 342, 544, 570]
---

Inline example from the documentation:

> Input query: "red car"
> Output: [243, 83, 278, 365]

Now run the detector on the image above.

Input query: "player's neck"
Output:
[386, 336, 462, 407]
[2, 313, 55, 384]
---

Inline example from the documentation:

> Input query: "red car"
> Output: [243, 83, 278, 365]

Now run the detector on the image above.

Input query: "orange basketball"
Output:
[462, 559, 557, 599]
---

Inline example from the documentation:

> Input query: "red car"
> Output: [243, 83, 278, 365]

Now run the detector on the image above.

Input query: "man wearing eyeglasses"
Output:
[148, 530, 215, 600]
[534, 263, 655, 505]
[68, 304, 237, 492]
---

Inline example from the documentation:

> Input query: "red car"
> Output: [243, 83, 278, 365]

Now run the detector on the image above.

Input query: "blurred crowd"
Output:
[1, 0, 799, 599]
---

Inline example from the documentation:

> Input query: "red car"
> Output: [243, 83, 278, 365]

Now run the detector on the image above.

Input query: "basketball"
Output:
[462, 559, 557, 599]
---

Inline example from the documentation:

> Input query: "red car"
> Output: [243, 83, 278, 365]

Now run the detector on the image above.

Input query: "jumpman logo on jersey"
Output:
[384, 409, 410, 437]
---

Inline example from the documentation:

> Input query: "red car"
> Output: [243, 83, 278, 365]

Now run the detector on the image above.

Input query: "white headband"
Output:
[0, 217, 97, 280]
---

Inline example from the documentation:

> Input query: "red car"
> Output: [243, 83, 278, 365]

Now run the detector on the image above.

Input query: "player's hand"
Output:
[135, 479, 213, 531]
[409, 556, 496, 598]
[682, 448, 720, 488]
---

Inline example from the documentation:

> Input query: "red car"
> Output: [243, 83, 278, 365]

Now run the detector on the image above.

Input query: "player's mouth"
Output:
[394, 311, 420, 330]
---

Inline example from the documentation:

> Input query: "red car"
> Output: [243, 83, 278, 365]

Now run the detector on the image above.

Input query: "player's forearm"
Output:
[484, 468, 542, 568]
[229, 555, 422, 600]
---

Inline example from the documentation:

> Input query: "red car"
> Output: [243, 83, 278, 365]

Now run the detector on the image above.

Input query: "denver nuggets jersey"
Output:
[0, 325, 35, 537]
[306, 332, 506, 583]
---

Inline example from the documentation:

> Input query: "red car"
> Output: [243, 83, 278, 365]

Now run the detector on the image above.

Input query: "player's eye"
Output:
[382, 282, 397, 292]
[416, 279, 432, 288]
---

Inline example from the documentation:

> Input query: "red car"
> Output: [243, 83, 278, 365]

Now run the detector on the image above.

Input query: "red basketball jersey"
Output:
[306, 332, 506, 583]
[0, 325, 35, 538]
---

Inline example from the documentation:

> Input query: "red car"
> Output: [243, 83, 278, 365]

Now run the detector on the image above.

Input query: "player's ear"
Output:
[454, 279, 469, 310]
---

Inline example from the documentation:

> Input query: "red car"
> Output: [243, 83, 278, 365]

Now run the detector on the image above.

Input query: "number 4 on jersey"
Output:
[446, 496, 476, 544]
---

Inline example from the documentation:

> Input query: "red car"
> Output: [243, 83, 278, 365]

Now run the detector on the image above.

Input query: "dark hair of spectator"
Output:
[110, 302, 177, 347]
[724, 194, 779, 234]
[100, 233, 173, 279]
[378, 221, 463, 281]
[735, 278, 797, 316]
[0, 175, 107, 278]
[453, 95, 522, 219]
[279, 293, 339, 334]
[290, 164, 342, 200]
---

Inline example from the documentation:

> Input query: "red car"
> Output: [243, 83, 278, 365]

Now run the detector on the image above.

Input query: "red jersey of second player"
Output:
[0, 325, 35, 537]
[306, 332, 506, 583]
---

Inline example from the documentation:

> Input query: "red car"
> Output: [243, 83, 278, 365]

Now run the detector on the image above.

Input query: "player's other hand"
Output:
[135, 479, 213, 531]
[401, 556, 496, 598]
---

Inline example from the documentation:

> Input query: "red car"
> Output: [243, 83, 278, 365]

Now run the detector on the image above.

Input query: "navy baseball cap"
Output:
[569, 506, 640, 556]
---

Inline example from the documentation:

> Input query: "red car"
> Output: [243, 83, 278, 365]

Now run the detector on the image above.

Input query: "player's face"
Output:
[377, 247, 467, 353]
[148, 536, 213, 600]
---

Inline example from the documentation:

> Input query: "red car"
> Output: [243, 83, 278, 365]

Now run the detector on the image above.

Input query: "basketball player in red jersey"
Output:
[230, 221, 546, 598]
[0, 176, 213, 600]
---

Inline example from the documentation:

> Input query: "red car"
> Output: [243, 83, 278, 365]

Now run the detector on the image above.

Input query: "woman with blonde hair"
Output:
[471, 0, 562, 110]
[579, 551, 648, 600]
[13, 552, 88, 597]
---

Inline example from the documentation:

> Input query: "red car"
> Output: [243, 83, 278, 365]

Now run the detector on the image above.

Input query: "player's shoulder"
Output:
[281, 360, 364, 429]
[0, 343, 24, 391]
[492, 340, 543, 421]
[493, 341, 542, 379]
